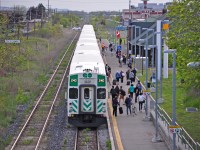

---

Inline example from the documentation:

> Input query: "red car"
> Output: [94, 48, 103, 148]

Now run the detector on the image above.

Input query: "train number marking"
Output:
[98, 79, 104, 82]
[71, 79, 77, 82]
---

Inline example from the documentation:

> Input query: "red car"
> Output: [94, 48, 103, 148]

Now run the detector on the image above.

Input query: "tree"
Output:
[37, 3, 46, 19]
[166, 0, 200, 89]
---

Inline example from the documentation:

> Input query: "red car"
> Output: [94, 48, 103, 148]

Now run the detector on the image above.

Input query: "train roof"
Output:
[82, 24, 94, 29]
[79, 34, 96, 39]
[70, 54, 105, 75]
[69, 24, 105, 75]
[77, 38, 97, 44]
[75, 44, 99, 51]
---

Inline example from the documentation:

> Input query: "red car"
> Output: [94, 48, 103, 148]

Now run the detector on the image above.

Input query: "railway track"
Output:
[75, 128, 99, 150]
[8, 33, 78, 150]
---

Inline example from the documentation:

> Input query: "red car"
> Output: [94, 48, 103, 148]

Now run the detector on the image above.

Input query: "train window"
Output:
[84, 88, 90, 99]
[97, 88, 106, 99]
[69, 88, 78, 99]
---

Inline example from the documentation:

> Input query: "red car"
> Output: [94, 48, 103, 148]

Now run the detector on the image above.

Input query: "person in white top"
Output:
[137, 92, 145, 111]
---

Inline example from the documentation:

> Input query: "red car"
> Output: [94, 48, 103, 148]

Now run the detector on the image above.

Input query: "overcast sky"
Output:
[2, 0, 171, 12]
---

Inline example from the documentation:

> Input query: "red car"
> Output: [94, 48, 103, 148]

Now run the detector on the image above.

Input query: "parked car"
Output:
[72, 27, 81, 31]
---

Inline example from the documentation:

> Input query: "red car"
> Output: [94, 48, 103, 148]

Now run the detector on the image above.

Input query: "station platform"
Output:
[102, 39, 169, 150]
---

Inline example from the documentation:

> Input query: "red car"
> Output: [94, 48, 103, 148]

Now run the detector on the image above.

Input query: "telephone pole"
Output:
[48, 0, 49, 18]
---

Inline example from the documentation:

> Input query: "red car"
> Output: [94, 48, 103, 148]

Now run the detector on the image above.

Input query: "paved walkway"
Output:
[102, 39, 169, 150]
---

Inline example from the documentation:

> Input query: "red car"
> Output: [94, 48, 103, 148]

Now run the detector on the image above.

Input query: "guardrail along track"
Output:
[9, 33, 78, 150]
[75, 128, 99, 150]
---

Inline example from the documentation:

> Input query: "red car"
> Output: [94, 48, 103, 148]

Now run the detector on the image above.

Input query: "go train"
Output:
[67, 25, 107, 127]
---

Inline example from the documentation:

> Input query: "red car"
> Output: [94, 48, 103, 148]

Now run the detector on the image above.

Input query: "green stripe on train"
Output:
[97, 100, 103, 113]
[83, 100, 92, 111]
[72, 100, 78, 112]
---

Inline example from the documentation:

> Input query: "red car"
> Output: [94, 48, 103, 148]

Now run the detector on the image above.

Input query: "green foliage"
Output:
[37, 22, 62, 38]
[21, 139, 33, 145]
[16, 87, 29, 104]
[52, 13, 81, 28]
[37, 73, 47, 84]
[106, 140, 111, 150]
[166, 0, 200, 89]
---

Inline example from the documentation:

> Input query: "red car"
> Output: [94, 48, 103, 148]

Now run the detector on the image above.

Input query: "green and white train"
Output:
[68, 25, 107, 127]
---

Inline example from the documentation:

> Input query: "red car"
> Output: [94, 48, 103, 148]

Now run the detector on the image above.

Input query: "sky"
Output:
[2, 0, 171, 12]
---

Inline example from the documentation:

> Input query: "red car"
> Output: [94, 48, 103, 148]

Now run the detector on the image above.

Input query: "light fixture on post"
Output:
[138, 39, 145, 75]
[164, 49, 177, 150]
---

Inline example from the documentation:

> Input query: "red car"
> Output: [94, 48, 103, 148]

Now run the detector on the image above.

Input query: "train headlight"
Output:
[69, 108, 73, 113]
[102, 107, 106, 113]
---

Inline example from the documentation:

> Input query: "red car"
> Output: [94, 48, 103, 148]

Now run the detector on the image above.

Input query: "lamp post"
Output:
[131, 25, 135, 55]
[150, 29, 155, 68]
[149, 45, 161, 142]
[135, 26, 141, 70]
[164, 49, 176, 150]
[138, 39, 145, 75]
[142, 28, 154, 120]
[135, 26, 141, 56]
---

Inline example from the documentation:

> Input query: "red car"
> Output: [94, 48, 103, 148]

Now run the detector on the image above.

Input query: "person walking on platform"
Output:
[136, 80, 142, 93]
[128, 84, 135, 98]
[110, 86, 117, 100]
[125, 95, 132, 115]
[138, 92, 145, 112]
[126, 69, 130, 81]
[112, 95, 119, 117]
[119, 86, 126, 105]
[129, 71, 134, 83]
[120, 70, 125, 83]
[115, 85, 120, 98]
[131, 68, 137, 82]
[115, 71, 121, 82]
[135, 86, 139, 103]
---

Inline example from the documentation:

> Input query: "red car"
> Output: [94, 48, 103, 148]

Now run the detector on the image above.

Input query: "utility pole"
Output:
[27, 20, 29, 40]
[14, 5, 16, 35]
[41, 8, 43, 28]
[48, 0, 49, 19]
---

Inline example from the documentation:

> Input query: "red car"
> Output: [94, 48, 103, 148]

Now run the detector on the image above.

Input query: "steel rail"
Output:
[35, 33, 78, 149]
[10, 33, 78, 150]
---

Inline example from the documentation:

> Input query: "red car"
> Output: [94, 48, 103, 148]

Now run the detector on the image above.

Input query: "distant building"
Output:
[122, 0, 166, 25]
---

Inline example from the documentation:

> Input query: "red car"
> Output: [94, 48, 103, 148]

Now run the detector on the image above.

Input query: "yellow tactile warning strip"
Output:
[103, 55, 124, 150]
[108, 98, 124, 150]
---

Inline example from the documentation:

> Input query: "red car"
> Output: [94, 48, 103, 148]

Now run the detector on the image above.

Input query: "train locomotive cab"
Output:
[68, 71, 107, 127]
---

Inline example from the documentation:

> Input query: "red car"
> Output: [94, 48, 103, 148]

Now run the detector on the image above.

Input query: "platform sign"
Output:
[169, 125, 181, 134]
[162, 23, 169, 30]
[117, 45, 121, 50]
[5, 40, 20, 44]
[116, 25, 127, 31]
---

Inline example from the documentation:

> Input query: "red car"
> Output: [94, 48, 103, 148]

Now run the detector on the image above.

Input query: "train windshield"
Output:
[84, 88, 90, 99]
[97, 88, 106, 99]
[69, 88, 78, 99]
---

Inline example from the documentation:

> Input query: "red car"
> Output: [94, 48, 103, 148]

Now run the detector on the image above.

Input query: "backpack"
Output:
[121, 89, 126, 96]
[137, 83, 142, 90]
[116, 72, 121, 78]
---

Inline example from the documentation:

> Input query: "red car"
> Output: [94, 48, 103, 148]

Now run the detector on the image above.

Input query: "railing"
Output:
[138, 76, 200, 150]
[154, 100, 200, 150]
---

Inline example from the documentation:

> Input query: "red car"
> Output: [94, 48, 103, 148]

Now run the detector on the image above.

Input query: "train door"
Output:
[80, 86, 95, 113]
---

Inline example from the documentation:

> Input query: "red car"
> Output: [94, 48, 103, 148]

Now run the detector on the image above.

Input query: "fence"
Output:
[155, 101, 200, 150]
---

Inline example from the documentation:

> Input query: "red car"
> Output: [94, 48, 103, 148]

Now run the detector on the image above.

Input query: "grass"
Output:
[0, 29, 76, 149]
[137, 69, 200, 142]
[21, 139, 33, 145]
